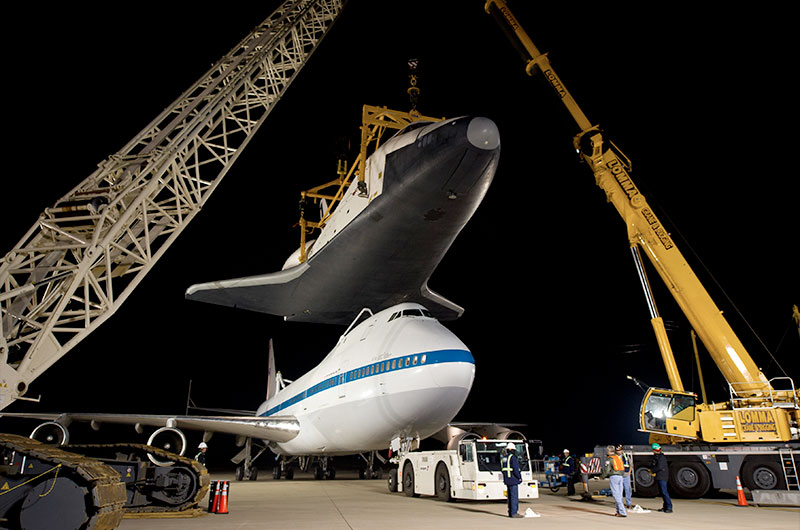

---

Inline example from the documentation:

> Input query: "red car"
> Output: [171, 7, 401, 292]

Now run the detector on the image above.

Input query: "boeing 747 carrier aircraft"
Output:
[2, 303, 475, 479]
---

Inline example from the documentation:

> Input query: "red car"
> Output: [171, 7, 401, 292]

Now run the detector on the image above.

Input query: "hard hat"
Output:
[563, 449, 570, 454]
[198, 442, 208, 449]
[651, 443, 661, 451]
[615, 444, 623, 451]
[506, 442, 516, 450]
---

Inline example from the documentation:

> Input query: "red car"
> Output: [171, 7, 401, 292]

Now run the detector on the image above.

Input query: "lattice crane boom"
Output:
[0, 0, 344, 410]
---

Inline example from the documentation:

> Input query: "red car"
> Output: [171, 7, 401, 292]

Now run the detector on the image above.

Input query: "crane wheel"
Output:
[741, 459, 785, 490]
[668, 461, 710, 498]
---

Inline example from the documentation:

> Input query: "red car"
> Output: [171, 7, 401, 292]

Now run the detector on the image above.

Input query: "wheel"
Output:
[249, 467, 258, 481]
[314, 465, 324, 480]
[668, 461, 710, 498]
[272, 465, 282, 480]
[235, 465, 244, 481]
[358, 467, 367, 479]
[435, 463, 452, 501]
[402, 462, 418, 497]
[633, 459, 659, 497]
[327, 466, 336, 480]
[741, 459, 784, 490]
[372, 467, 383, 480]
[388, 468, 398, 492]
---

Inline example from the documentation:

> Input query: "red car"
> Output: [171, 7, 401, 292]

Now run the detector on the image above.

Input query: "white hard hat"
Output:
[563, 449, 569, 453]
[198, 442, 208, 449]
[506, 442, 516, 449]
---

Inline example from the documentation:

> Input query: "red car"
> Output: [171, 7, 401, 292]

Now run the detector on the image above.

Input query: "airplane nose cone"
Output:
[467, 117, 500, 150]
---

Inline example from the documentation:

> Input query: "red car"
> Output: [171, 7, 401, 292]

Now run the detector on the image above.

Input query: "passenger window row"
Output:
[347, 353, 427, 382]
[263, 352, 436, 416]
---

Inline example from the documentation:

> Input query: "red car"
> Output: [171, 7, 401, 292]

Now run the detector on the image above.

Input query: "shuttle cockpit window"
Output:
[394, 121, 433, 138]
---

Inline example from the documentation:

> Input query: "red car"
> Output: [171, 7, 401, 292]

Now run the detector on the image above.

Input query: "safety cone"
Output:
[208, 481, 219, 513]
[735, 476, 748, 507]
[216, 480, 229, 514]
[212, 481, 222, 513]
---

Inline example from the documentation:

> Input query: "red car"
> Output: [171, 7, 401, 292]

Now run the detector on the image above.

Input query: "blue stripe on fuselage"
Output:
[261, 349, 473, 417]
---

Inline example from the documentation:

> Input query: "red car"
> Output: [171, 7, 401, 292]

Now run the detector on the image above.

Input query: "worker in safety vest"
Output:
[602, 445, 627, 517]
[560, 448, 578, 495]
[501, 442, 523, 518]
[615, 444, 632, 508]
[195, 442, 208, 466]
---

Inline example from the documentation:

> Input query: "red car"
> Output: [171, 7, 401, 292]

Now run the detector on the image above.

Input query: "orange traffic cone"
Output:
[216, 480, 229, 514]
[735, 476, 748, 507]
[208, 480, 219, 512]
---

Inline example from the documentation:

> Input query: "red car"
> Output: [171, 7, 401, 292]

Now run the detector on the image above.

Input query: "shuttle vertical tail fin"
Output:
[266, 339, 277, 401]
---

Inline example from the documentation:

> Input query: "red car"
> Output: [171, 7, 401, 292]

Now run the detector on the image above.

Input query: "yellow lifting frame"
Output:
[296, 105, 444, 263]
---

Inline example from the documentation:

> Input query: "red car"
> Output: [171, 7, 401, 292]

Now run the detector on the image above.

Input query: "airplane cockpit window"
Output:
[390, 308, 433, 321]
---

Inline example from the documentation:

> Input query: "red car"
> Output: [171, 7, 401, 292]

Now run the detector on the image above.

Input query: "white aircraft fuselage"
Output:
[257, 302, 475, 456]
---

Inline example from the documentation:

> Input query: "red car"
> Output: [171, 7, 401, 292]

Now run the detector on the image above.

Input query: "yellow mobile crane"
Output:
[486, 1, 799, 498]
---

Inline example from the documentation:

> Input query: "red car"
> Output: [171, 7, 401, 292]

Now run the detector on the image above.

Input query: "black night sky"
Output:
[2, 1, 797, 464]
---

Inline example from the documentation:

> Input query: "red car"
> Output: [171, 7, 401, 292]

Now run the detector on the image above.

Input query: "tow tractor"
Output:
[389, 438, 539, 502]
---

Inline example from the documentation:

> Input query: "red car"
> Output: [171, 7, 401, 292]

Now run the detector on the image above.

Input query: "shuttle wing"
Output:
[1, 412, 300, 443]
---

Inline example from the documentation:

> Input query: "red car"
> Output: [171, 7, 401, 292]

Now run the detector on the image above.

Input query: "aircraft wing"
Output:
[1, 412, 299, 443]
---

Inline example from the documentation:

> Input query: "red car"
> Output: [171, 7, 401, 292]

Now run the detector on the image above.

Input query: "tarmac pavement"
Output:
[118, 470, 800, 530]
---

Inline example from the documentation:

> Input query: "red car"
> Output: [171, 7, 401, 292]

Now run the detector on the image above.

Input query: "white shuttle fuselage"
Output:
[257, 302, 475, 456]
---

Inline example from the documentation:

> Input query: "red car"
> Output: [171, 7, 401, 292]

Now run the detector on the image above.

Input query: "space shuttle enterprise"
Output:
[186, 110, 500, 324]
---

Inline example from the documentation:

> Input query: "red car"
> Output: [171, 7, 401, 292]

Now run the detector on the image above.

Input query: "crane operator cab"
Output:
[640, 388, 698, 439]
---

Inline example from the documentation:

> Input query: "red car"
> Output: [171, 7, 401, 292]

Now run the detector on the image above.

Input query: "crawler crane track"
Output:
[0, 433, 126, 530]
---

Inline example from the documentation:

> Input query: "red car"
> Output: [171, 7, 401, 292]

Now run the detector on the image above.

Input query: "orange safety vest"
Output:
[609, 454, 625, 472]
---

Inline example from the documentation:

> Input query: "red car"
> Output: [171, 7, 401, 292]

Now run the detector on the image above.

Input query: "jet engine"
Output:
[30, 421, 69, 446]
[147, 426, 187, 465]
[494, 428, 527, 441]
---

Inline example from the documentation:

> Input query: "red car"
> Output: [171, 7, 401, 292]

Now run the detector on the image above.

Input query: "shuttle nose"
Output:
[467, 117, 500, 150]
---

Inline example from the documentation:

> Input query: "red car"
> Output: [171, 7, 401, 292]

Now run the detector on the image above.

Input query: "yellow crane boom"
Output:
[486, 0, 798, 443]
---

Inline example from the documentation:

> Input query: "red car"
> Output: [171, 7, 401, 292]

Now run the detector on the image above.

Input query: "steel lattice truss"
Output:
[0, 0, 344, 409]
